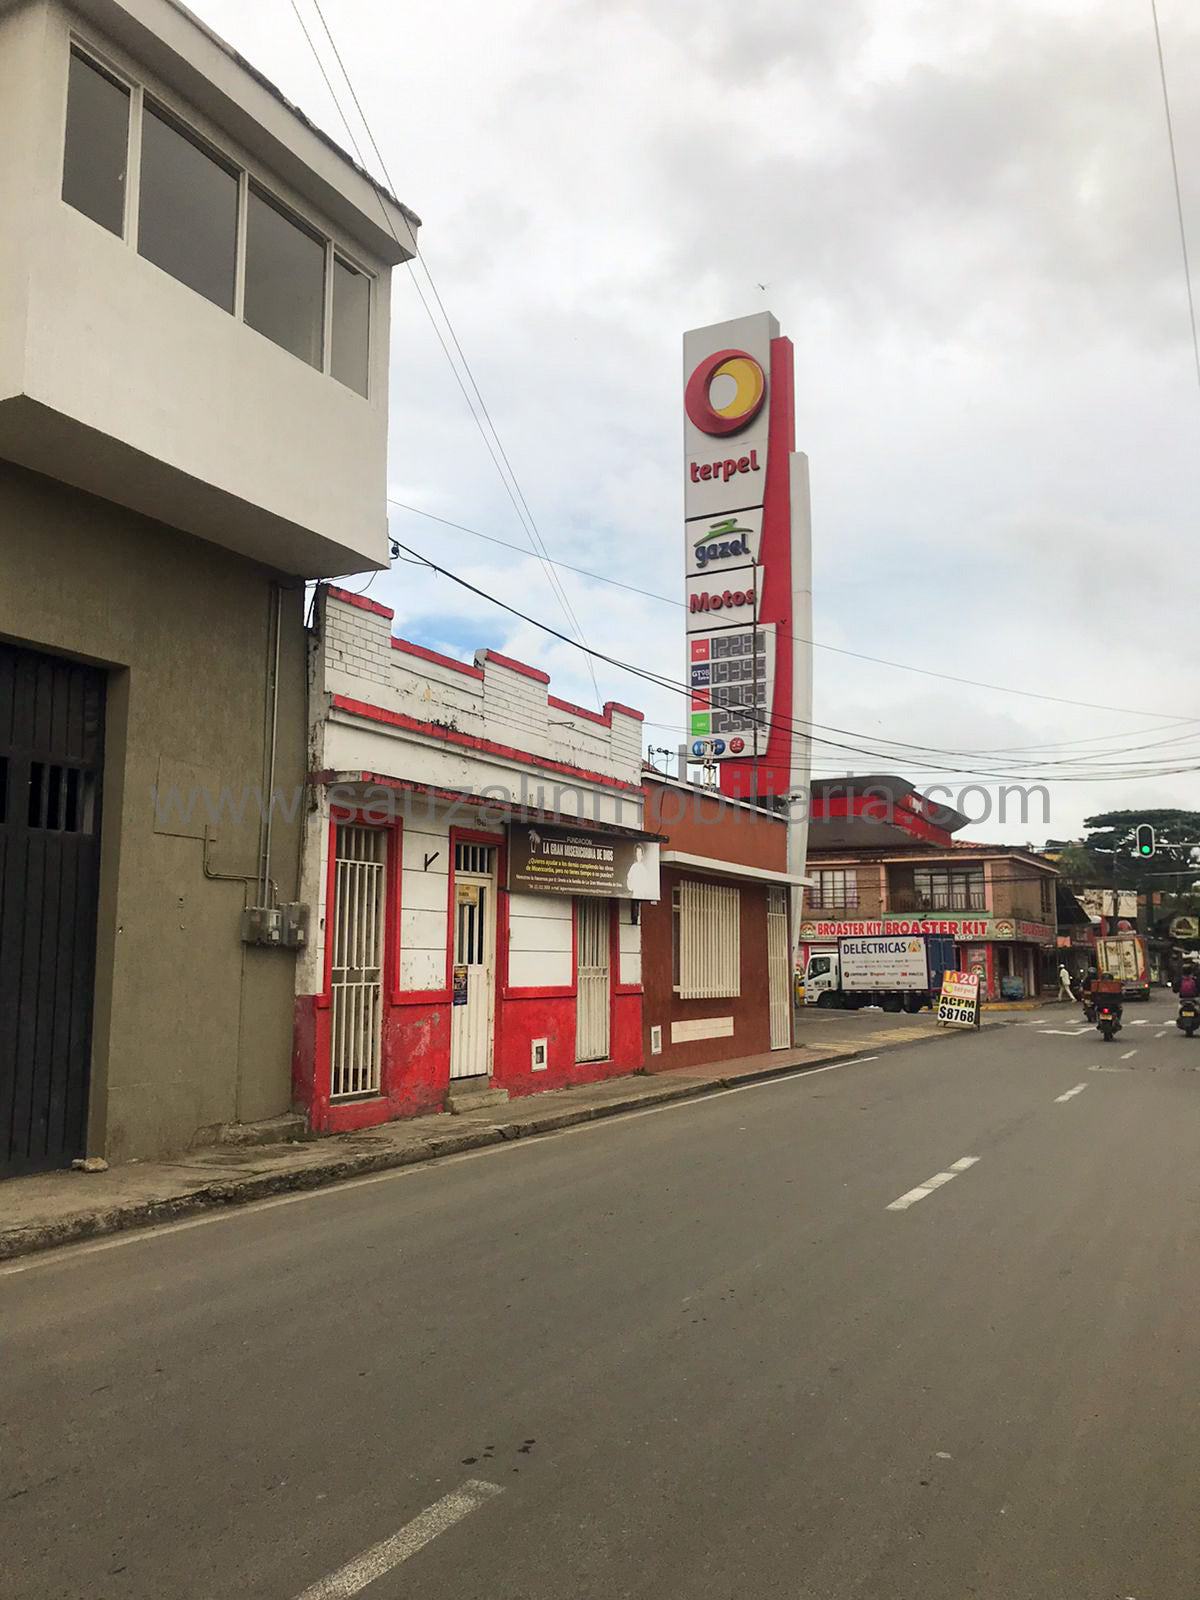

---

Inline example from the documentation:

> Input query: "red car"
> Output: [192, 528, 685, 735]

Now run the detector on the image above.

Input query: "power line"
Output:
[386, 497, 1196, 728]
[389, 538, 1200, 785]
[297, 0, 603, 709]
[1151, 0, 1200, 395]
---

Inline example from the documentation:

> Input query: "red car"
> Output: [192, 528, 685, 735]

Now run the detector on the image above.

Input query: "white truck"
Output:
[1094, 934, 1150, 1001]
[804, 933, 956, 1013]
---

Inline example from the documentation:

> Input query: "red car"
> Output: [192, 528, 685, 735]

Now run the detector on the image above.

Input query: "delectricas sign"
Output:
[508, 824, 660, 901]
[682, 313, 811, 802]
[839, 936, 930, 988]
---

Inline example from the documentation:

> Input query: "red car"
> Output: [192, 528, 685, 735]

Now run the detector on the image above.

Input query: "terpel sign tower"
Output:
[683, 312, 813, 815]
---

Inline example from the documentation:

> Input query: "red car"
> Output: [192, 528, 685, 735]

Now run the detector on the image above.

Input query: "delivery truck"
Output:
[1094, 934, 1150, 1001]
[803, 933, 956, 1012]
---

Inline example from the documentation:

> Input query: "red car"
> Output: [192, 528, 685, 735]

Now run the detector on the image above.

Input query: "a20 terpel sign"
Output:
[683, 312, 813, 802]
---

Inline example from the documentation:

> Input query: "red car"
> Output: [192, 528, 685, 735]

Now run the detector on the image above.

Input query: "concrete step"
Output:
[193, 1113, 309, 1149]
[445, 1084, 510, 1116]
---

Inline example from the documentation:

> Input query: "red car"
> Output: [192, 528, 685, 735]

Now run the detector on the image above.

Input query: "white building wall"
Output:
[508, 892, 573, 989]
[300, 587, 652, 1002]
[0, 0, 416, 578]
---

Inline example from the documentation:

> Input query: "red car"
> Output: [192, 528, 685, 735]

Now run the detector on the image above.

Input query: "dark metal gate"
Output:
[0, 643, 105, 1177]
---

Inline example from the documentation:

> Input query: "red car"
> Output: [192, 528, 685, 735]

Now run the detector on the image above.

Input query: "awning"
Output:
[660, 850, 813, 887]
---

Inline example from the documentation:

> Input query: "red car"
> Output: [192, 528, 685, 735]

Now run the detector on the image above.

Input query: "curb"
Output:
[0, 1027, 976, 1263]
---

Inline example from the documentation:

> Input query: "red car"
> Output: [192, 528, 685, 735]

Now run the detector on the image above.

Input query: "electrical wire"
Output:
[390, 537, 1200, 785]
[295, 0, 603, 709]
[1151, 0, 1200, 396]
[386, 497, 1197, 730]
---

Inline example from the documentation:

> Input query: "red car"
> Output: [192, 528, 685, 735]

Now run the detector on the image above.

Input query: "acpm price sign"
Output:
[937, 970, 981, 1029]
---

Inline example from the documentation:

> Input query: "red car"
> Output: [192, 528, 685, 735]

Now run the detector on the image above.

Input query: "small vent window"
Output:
[27, 763, 96, 834]
[455, 843, 496, 875]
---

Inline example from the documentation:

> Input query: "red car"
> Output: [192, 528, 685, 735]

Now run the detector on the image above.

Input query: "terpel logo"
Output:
[685, 348, 766, 436]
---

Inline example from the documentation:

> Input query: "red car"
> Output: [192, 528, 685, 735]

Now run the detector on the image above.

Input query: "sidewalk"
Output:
[0, 1017, 973, 1262]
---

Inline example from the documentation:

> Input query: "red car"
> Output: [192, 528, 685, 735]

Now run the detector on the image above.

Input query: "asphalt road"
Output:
[4, 992, 1200, 1599]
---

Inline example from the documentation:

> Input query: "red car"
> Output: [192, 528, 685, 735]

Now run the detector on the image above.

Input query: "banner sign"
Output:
[508, 825, 660, 900]
[799, 915, 1049, 943]
[937, 970, 980, 1028]
[839, 936, 929, 988]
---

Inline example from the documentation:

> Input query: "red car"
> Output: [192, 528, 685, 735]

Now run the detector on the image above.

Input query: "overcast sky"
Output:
[202, 0, 1200, 845]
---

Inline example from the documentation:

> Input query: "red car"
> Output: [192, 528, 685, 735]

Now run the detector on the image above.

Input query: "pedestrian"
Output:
[1057, 962, 1076, 1003]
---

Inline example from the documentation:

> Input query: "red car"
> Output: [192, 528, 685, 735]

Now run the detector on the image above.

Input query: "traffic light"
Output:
[1136, 823, 1156, 858]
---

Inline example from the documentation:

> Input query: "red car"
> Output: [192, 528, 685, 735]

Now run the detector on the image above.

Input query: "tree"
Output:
[1053, 842, 1102, 887]
[1082, 810, 1200, 895]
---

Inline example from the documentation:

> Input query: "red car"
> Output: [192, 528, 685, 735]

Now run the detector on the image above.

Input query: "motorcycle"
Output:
[1176, 998, 1199, 1038]
[1095, 998, 1122, 1043]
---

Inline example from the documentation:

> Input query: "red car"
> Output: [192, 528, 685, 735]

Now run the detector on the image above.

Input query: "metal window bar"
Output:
[678, 879, 740, 1000]
[455, 842, 496, 876]
[330, 824, 386, 1100]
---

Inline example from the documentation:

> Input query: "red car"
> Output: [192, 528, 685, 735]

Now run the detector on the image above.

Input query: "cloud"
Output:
[199, 0, 1200, 840]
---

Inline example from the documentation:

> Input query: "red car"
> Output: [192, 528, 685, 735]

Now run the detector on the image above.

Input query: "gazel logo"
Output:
[693, 515, 753, 569]
[685, 348, 767, 436]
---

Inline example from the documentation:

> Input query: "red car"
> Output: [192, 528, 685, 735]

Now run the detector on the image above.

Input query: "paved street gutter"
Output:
[0, 1023, 993, 1263]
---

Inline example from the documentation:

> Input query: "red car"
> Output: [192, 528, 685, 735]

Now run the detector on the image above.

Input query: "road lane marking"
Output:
[1054, 1083, 1089, 1102]
[1120, 1050, 1137, 1060]
[1156, 1030, 1170, 1039]
[1038, 1028, 1092, 1037]
[887, 1156, 979, 1211]
[293, 1479, 502, 1599]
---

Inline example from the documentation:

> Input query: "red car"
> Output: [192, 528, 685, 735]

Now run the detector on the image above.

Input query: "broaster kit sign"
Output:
[509, 825, 659, 900]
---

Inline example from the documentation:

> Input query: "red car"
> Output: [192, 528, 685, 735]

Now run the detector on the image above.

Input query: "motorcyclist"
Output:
[1080, 964, 1099, 1022]
[1092, 971, 1124, 1024]
[1179, 965, 1198, 1002]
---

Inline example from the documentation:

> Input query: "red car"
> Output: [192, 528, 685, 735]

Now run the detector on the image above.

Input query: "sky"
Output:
[199, 0, 1200, 845]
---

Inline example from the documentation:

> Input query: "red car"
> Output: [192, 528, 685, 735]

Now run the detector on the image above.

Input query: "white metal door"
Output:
[576, 897, 611, 1062]
[330, 824, 386, 1099]
[450, 843, 497, 1080]
[767, 886, 791, 1049]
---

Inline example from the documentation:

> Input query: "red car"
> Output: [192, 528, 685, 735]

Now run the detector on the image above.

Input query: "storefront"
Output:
[640, 776, 806, 1070]
[294, 587, 660, 1131]
[798, 914, 1056, 1002]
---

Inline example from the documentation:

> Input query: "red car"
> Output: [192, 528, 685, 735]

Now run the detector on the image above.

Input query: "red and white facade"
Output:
[293, 586, 657, 1132]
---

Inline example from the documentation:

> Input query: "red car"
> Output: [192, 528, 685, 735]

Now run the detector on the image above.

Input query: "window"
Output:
[1041, 877, 1054, 918]
[244, 185, 325, 368]
[914, 867, 984, 911]
[673, 879, 740, 1000]
[59, 48, 377, 386]
[62, 48, 130, 236]
[332, 256, 371, 395]
[811, 869, 857, 909]
[138, 103, 238, 311]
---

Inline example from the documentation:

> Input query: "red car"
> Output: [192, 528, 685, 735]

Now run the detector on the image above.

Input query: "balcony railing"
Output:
[888, 889, 987, 913]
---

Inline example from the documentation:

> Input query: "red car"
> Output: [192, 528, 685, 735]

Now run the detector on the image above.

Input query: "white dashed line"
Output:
[1156, 1030, 1170, 1039]
[1054, 1083, 1089, 1103]
[1038, 1028, 1093, 1037]
[293, 1479, 503, 1599]
[886, 1156, 979, 1211]
[1120, 1049, 1137, 1060]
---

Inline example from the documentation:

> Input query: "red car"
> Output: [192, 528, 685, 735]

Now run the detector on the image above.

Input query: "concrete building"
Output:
[0, 0, 418, 1174]
[639, 774, 806, 1070]
[800, 777, 1059, 1001]
[295, 586, 660, 1129]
